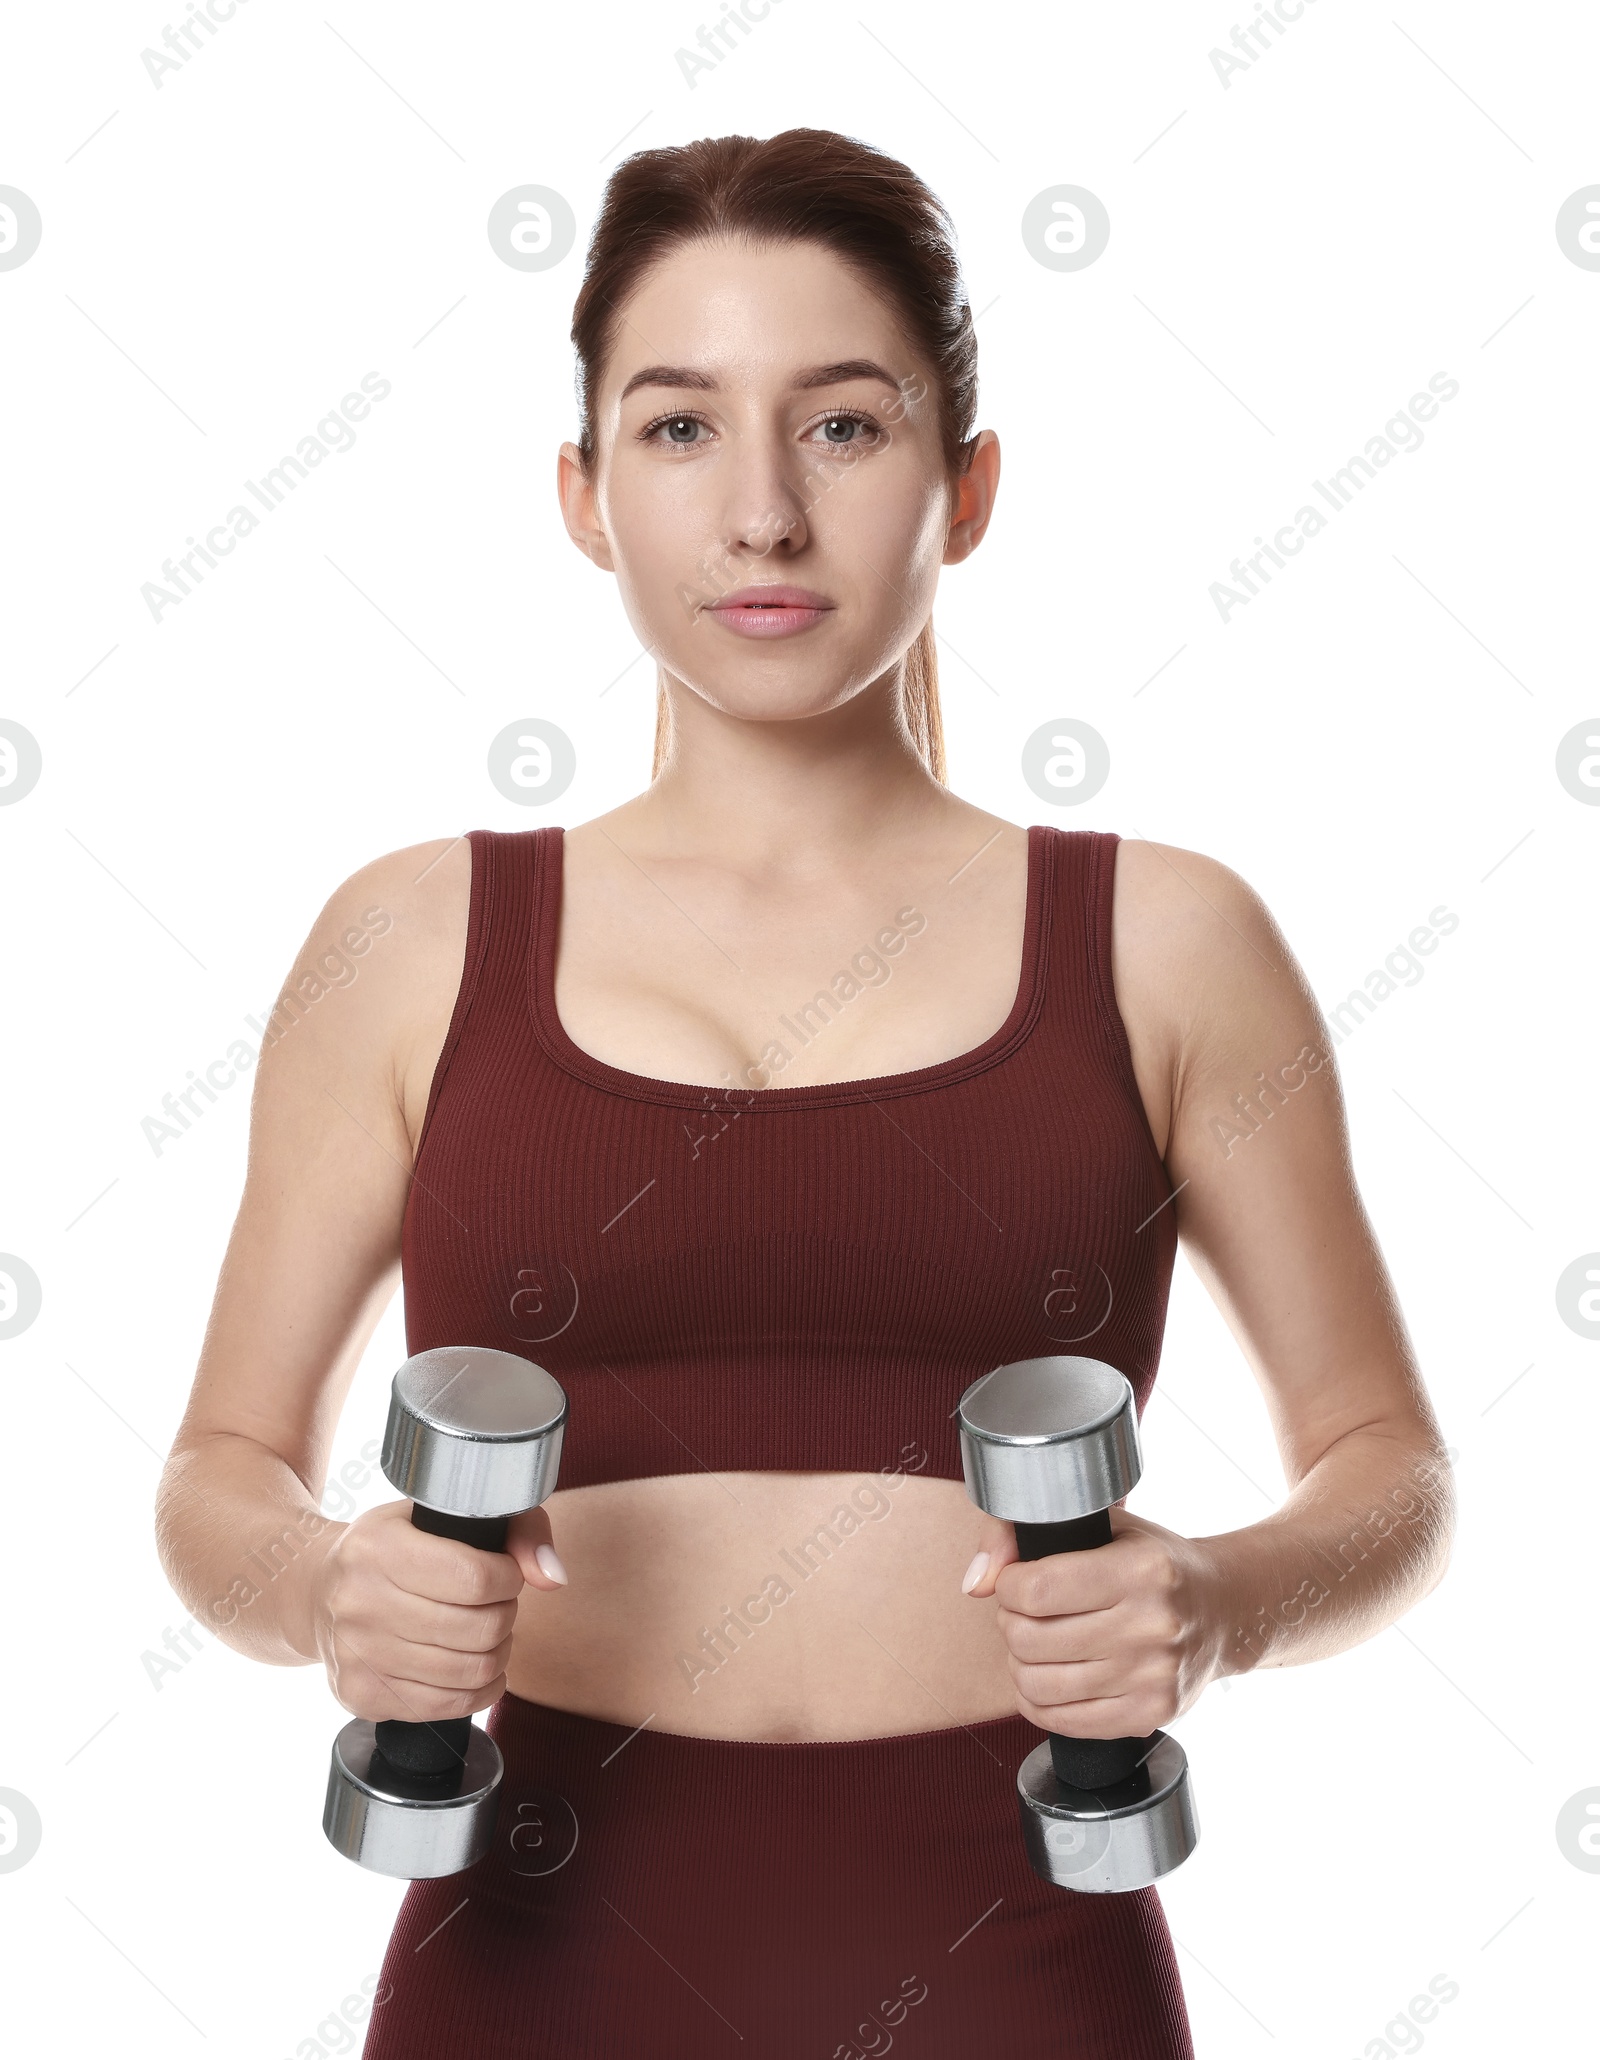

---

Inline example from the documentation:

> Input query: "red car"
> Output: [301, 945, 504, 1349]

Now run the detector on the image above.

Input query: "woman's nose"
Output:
[712, 436, 812, 556]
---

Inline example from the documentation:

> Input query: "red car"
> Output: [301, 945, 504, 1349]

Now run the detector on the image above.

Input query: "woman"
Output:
[156, 130, 1454, 2058]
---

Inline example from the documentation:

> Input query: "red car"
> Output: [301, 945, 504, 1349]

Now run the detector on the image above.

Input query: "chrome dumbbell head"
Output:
[382, 1344, 568, 1516]
[323, 1347, 568, 1880]
[1016, 1734, 1199, 1894]
[957, 1355, 1200, 1894]
[957, 1355, 1141, 1523]
[324, 1721, 506, 1880]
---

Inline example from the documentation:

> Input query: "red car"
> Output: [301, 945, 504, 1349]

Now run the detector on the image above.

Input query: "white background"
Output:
[2, 1, 1597, 2053]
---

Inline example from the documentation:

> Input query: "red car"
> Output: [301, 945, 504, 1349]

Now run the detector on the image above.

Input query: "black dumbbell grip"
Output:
[1013, 1512, 1159, 1792]
[372, 1505, 510, 1780]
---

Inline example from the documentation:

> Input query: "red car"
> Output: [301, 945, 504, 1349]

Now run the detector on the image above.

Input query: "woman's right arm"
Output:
[153, 838, 563, 1723]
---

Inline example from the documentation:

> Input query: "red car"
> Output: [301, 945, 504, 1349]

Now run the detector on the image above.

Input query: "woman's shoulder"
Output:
[1106, 835, 1294, 976]
[1030, 821, 1278, 958]
[1105, 835, 1327, 1165]
[279, 835, 477, 1154]
[314, 833, 475, 998]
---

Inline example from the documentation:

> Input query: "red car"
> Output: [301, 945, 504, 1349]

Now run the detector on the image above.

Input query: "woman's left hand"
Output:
[960, 1509, 1227, 1739]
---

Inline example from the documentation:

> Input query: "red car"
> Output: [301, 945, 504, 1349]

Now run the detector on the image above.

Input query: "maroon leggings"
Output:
[362, 1691, 1194, 2059]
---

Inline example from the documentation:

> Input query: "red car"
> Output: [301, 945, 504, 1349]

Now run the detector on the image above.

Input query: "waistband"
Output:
[489, 1687, 1040, 1769]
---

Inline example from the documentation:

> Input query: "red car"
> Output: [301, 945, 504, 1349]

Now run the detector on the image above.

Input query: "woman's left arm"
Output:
[961, 840, 1457, 1742]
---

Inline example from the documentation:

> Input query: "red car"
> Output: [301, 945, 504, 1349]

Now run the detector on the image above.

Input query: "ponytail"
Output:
[899, 620, 948, 785]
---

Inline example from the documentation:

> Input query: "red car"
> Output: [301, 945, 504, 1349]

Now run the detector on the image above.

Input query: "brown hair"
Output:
[570, 129, 980, 785]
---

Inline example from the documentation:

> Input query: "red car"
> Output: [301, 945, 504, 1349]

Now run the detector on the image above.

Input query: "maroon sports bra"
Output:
[400, 825, 1176, 1489]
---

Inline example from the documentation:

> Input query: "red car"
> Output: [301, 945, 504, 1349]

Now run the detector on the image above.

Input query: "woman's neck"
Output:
[626, 671, 962, 872]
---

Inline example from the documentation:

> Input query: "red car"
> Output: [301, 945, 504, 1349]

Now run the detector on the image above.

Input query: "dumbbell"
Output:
[322, 1346, 568, 1880]
[957, 1354, 1199, 1894]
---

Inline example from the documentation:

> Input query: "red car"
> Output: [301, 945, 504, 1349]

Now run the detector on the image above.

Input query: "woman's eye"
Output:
[636, 412, 713, 448]
[813, 413, 879, 446]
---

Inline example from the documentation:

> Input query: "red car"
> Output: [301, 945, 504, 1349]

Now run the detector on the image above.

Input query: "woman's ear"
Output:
[942, 429, 1001, 565]
[556, 441, 616, 572]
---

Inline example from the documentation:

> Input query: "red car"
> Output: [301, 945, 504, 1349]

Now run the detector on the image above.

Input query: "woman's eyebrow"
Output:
[617, 365, 716, 402]
[794, 358, 901, 392]
[617, 358, 902, 402]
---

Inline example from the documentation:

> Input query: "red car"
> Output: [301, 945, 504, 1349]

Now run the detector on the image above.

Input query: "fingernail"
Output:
[960, 1550, 989, 1595]
[535, 1542, 568, 1586]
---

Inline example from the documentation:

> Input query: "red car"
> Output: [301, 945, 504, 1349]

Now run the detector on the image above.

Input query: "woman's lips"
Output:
[706, 587, 834, 638]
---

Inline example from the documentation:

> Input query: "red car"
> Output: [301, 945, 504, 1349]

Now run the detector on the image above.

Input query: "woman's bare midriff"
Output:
[398, 820, 1174, 1743]
[504, 1470, 1015, 1739]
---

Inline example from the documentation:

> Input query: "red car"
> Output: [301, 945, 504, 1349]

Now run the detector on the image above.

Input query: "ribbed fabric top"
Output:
[400, 825, 1176, 1490]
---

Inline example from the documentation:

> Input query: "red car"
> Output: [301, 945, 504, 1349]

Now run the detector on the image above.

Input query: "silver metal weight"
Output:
[324, 1719, 505, 1879]
[323, 1347, 568, 1880]
[382, 1345, 568, 1518]
[958, 1354, 1141, 1522]
[957, 1355, 1201, 1894]
[1017, 1734, 1198, 1893]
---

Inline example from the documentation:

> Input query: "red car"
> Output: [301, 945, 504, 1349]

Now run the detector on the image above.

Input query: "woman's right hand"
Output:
[310, 1499, 568, 1722]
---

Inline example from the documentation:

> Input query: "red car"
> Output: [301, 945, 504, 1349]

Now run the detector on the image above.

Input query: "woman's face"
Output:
[559, 235, 995, 730]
